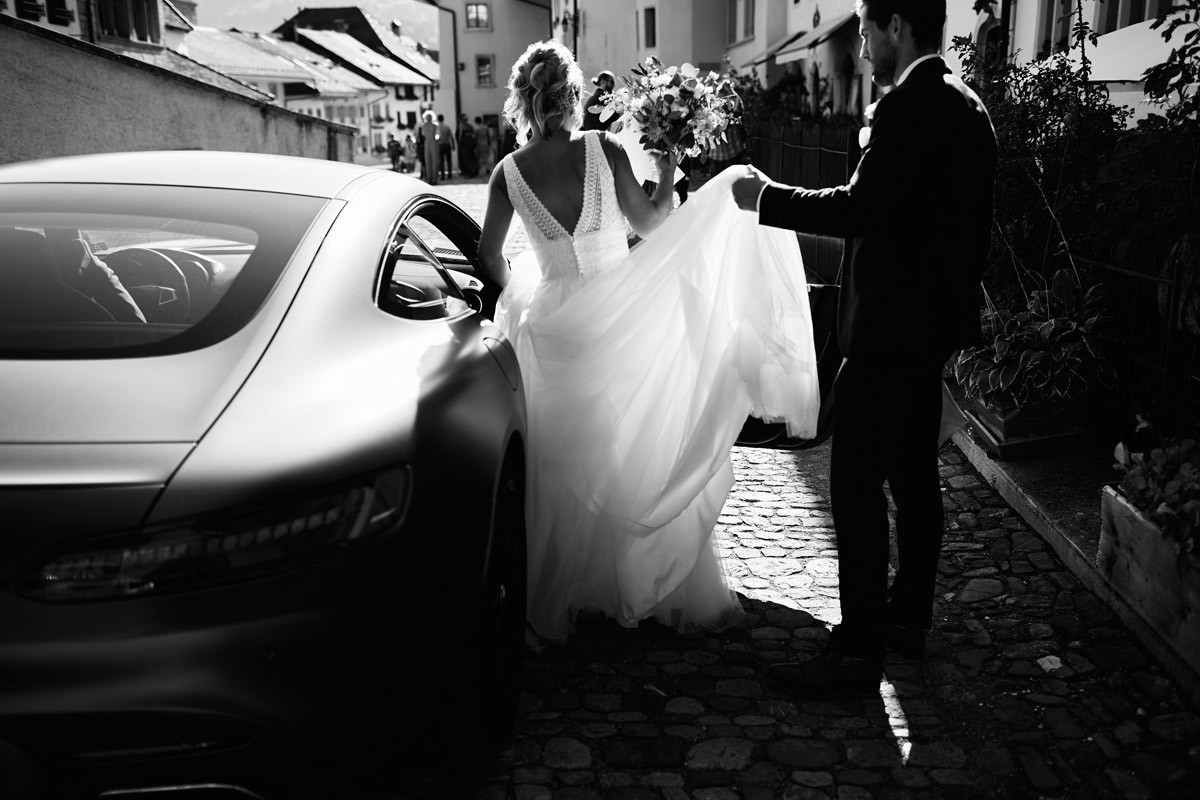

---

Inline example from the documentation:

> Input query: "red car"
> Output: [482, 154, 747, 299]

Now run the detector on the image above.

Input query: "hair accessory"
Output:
[548, 84, 579, 115]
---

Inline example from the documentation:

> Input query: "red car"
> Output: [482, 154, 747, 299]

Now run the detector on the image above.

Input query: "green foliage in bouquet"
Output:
[593, 56, 741, 160]
[1114, 421, 1200, 560]
[953, 269, 1110, 413]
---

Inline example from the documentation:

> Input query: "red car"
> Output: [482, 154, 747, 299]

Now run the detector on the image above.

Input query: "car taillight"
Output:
[14, 467, 411, 602]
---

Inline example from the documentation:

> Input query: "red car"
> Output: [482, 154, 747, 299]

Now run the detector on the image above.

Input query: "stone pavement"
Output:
[419, 179, 1199, 799]
[463, 445, 1198, 800]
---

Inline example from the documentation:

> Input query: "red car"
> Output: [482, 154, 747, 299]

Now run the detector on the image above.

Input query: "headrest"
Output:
[47, 236, 100, 289]
[0, 228, 59, 283]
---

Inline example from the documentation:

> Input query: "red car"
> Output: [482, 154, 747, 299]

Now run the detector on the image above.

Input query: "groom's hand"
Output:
[732, 165, 769, 212]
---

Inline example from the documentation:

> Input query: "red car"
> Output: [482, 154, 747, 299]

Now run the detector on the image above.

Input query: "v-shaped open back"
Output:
[507, 135, 595, 238]
[502, 131, 628, 281]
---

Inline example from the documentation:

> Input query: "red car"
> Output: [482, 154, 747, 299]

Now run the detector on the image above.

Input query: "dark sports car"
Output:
[0, 151, 527, 799]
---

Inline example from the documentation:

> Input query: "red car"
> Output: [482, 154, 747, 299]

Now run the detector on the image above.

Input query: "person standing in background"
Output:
[386, 134, 401, 171]
[582, 69, 616, 131]
[457, 114, 479, 178]
[436, 114, 455, 180]
[419, 110, 439, 184]
[474, 116, 494, 173]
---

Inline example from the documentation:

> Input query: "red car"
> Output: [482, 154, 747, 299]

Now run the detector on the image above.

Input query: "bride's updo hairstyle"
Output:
[503, 40, 583, 144]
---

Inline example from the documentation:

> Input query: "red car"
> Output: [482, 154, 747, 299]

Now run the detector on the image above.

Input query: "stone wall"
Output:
[0, 16, 355, 166]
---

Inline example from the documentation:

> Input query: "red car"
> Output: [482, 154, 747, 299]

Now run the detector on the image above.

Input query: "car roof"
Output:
[0, 151, 392, 199]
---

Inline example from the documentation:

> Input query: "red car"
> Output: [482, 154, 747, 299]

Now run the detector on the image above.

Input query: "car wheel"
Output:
[479, 447, 526, 748]
[449, 445, 526, 763]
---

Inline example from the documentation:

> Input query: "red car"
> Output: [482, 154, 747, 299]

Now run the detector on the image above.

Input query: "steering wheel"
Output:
[102, 247, 191, 323]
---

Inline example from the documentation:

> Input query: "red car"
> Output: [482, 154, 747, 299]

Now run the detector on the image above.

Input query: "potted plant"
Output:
[1105, 425, 1200, 685]
[952, 268, 1110, 457]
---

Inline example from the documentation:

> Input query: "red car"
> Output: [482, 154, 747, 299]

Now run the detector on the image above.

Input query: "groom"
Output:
[732, 0, 997, 689]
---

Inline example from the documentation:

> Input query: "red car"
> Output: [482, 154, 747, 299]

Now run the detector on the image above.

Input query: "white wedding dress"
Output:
[496, 131, 819, 643]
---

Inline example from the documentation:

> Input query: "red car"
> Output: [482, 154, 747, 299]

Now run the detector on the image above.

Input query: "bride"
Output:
[477, 41, 820, 645]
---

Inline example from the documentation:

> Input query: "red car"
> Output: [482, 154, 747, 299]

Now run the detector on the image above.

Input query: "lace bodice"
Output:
[502, 131, 629, 281]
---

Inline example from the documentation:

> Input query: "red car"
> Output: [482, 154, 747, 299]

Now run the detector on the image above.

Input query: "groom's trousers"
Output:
[828, 353, 948, 660]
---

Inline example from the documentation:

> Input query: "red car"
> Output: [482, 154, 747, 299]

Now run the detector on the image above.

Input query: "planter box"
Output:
[1098, 485, 1200, 680]
[964, 398, 1097, 460]
[971, 397, 1091, 440]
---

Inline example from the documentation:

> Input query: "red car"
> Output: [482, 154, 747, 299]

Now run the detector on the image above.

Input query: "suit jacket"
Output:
[758, 57, 998, 361]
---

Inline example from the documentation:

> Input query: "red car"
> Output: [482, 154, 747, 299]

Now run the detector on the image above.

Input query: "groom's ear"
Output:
[888, 13, 903, 39]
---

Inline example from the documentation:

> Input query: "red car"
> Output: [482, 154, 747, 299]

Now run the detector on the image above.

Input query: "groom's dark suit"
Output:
[757, 56, 997, 658]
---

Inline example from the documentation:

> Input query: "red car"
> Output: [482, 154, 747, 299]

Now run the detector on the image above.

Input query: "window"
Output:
[1038, 0, 1073, 58]
[379, 207, 487, 322]
[0, 184, 324, 356]
[728, 0, 738, 44]
[744, 0, 755, 37]
[406, 111, 417, 128]
[1099, 0, 1121, 34]
[476, 54, 495, 87]
[645, 7, 656, 48]
[96, 0, 160, 45]
[465, 3, 490, 29]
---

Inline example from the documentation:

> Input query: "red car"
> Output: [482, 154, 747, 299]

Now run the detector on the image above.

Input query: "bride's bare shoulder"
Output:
[597, 132, 626, 171]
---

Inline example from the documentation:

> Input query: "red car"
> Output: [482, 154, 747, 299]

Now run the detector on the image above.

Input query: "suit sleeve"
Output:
[757, 93, 925, 239]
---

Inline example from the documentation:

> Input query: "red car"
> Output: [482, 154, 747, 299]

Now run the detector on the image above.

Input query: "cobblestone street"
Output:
[424, 178, 1200, 800]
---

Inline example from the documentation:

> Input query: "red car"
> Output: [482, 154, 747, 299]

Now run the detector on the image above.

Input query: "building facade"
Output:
[630, 0, 727, 72]
[550, 0, 638, 91]
[273, 7, 439, 151]
[229, 31, 390, 155]
[423, 1, 554, 140]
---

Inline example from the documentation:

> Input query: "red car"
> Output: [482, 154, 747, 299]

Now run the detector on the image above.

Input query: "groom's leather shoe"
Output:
[766, 648, 883, 691]
[885, 621, 927, 659]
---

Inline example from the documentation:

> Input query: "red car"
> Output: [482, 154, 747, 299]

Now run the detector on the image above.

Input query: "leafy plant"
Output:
[954, 269, 1110, 413]
[1114, 417, 1200, 561]
[950, 26, 1132, 312]
[1097, 0, 1200, 336]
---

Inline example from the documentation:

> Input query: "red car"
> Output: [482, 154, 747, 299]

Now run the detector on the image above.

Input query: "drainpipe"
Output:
[418, 1, 461, 122]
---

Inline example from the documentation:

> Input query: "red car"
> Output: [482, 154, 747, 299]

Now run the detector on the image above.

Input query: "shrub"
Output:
[953, 269, 1110, 413]
[950, 12, 1132, 311]
[1114, 418, 1200, 560]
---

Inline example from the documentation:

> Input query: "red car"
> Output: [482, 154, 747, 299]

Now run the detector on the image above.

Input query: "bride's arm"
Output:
[477, 163, 513, 288]
[601, 134, 677, 239]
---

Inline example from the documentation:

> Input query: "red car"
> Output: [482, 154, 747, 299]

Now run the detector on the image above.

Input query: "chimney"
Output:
[390, 19, 402, 37]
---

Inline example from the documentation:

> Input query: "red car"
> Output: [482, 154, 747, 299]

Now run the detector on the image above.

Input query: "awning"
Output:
[744, 29, 808, 68]
[1066, 18, 1174, 83]
[775, 11, 857, 65]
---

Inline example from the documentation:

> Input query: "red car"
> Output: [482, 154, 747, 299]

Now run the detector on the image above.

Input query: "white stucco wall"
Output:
[574, 0, 638, 80]
[0, 19, 354, 166]
[632, 0, 725, 71]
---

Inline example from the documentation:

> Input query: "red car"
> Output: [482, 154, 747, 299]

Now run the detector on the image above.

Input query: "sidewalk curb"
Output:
[952, 427, 1200, 709]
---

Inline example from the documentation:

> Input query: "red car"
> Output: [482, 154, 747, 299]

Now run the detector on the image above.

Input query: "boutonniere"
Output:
[858, 101, 878, 149]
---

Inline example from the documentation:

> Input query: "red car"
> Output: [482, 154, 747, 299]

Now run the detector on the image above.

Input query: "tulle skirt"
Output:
[496, 166, 820, 644]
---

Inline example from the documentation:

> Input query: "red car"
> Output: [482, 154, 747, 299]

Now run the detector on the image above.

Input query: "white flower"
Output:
[858, 126, 871, 149]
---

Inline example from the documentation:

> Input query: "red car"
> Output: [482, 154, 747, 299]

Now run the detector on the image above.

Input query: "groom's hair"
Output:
[857, 0, 946, 52]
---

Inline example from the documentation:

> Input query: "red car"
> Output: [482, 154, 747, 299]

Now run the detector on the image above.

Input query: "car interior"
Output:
[0, 219, 259, 354]
[378, 201, 498, 322]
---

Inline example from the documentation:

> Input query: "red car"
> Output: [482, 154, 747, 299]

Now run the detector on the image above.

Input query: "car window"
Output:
[379, 202, 486, 322]
[0, 184, 327, 358]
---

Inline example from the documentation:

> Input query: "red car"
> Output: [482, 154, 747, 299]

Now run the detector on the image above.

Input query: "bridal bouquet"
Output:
[592, 56, 741, 161]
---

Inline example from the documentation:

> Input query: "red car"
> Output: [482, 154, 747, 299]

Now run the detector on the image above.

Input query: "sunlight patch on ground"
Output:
[718, 448, 840, 624]
[880, 677, 913, 765]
